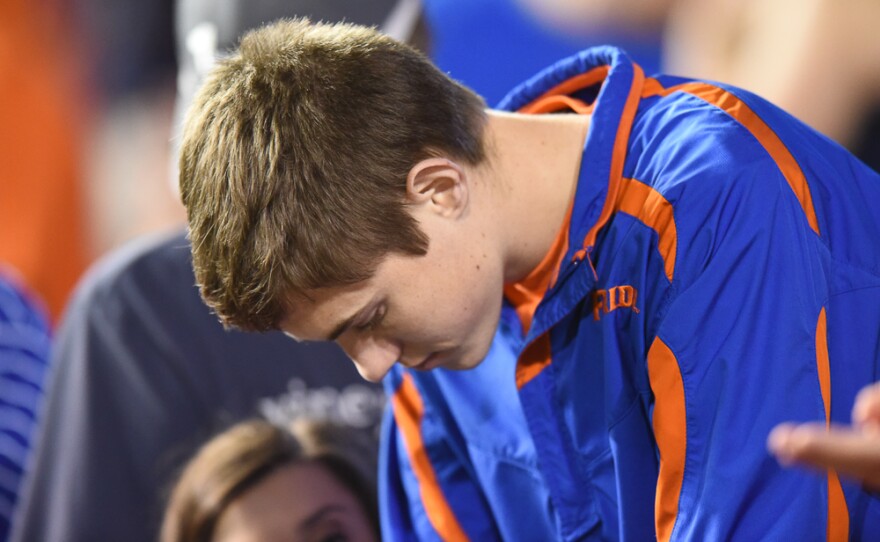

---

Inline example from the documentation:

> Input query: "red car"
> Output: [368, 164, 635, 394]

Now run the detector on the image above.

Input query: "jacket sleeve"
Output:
[379, 402, 422, 541]
[645, 140, 848, 540]
[380, 369, 509, 542]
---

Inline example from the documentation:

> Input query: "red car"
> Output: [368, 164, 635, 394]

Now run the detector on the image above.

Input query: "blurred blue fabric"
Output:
[424, 0, 663, 106]
[0, 273, 50, 542]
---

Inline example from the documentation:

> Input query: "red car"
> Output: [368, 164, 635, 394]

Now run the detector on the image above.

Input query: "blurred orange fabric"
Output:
[0, 0, 91, 322]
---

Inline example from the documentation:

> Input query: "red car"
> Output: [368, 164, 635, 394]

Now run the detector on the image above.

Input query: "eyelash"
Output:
[355, 305, 385, 332]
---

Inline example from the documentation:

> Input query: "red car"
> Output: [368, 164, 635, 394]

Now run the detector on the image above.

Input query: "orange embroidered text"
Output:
[592, 285, 640, 321]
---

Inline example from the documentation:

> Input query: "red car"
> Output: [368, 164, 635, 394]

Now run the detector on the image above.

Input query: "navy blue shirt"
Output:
[10, 232, 382, 542]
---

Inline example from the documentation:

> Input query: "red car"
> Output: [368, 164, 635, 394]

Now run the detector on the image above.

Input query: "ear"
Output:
[405, 158, 468, 218]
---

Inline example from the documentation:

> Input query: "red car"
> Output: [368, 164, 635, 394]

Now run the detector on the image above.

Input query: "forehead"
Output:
[279, 279, 375, 341]
[279, 250, 438, 340]
[215, 461, 363, 541]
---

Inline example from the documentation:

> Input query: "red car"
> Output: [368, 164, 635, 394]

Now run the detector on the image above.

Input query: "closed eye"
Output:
[354, 304, 385, 332]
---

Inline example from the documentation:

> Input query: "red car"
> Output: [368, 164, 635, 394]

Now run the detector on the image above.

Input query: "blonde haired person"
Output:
[161, 419, 379, 542]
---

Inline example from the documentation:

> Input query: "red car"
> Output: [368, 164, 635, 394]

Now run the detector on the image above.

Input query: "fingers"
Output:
[853, 382, 880, 434]
[768, 422, 880, 491]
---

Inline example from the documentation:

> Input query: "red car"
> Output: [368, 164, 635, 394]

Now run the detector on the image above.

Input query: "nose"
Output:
[337, 333, 401, 383]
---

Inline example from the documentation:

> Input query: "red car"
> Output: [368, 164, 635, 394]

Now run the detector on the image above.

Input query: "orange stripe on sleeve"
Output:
[643, 79, 820, 236]
[646, 337, 686, 542]
[815, 308, 850, 541]
[816, 309, 832, 422]
[640, 77, 665, 97]
[615, 178, 677, 282]
[390, 373, 470, 541]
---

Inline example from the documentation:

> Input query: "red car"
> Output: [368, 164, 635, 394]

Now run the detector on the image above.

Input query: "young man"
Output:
[179, 19, 880, 540]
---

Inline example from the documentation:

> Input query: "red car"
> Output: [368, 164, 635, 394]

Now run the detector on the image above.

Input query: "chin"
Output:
[442, 358, 482, 372]
[449, 363, 482, 372]
[448, 339, 494, 371]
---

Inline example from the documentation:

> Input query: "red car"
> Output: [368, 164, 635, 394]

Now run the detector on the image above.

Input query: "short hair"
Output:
[179, 18, 487, 331]
[159, 419, 379, 542]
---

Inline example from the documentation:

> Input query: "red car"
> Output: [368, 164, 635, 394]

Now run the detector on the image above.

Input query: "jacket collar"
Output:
[498, 46, 646, 343]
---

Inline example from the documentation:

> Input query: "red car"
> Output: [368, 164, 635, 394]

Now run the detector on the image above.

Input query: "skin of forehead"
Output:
[213, 461, 372, 541]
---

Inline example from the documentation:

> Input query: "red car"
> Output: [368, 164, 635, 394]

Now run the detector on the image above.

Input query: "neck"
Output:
[475, 110, 590, 283]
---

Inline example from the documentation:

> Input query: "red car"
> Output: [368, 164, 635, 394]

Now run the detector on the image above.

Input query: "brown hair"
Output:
[160, 419, 379, 542]
[179, 18, 487, 331]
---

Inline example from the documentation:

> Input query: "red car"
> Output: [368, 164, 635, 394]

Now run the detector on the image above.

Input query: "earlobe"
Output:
[406, 158, 468, 218]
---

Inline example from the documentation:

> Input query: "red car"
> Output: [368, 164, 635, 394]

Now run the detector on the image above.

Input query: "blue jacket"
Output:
[380, 46, 880, 541]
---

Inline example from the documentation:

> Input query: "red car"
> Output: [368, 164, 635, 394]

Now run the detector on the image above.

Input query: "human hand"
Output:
[767, 382, 880, 491]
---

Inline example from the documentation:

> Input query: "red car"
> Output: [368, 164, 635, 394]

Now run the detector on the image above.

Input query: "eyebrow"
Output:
[299, 504, 348, 532]
[326, 301, 373, 341]
[284, 307, 364, 343]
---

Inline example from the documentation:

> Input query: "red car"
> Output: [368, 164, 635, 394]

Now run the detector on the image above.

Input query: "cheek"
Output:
[389, 277, 492, 344]
[438, 264, 504, 338]
[390, 247, 503, 345]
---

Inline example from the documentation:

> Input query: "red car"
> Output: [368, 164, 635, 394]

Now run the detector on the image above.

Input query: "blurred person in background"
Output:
[71, 0, 185, 255]
[664, 0, 880, 171]
[495, 0, 880, 172]
[160, 418, 379, 542]
[0, 270, 51, 542]
[0, 0, 91, 321]
[426, 0, 667, 106]
[9, 2, 421, 542]
[9, 231, 385, 542]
